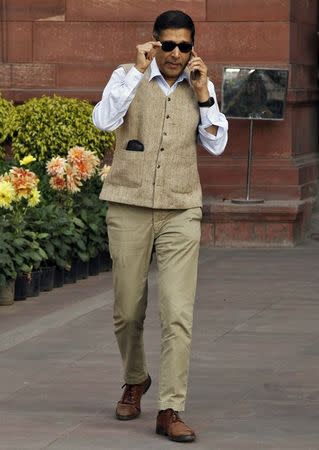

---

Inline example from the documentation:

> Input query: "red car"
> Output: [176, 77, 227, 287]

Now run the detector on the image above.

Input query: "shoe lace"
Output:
[121, 383, 139, 404]
[167, 409, 183, 424]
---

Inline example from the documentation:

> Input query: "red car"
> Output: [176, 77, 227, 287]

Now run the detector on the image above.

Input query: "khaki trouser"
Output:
[106, 202, 201, 412]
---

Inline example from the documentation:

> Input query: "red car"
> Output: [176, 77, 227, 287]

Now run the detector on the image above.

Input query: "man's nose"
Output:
[171, 46, 181, 58]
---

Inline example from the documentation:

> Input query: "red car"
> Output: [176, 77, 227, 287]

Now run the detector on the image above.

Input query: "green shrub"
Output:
[0, 95, 17, 158]
[73, 176, 108, 260]
[25, 202, 77, 270]
[0, 215, 48, 284]
[12, 95, 115, 161]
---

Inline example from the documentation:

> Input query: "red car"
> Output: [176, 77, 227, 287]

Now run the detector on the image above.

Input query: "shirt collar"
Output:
[149, 58, 190, 85]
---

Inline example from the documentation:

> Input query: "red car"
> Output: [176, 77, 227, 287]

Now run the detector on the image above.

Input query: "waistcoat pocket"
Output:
[169, 155, 199, 194]
[108, 151, 143, 188]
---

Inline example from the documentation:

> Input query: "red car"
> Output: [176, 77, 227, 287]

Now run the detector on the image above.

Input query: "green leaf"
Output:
[19, 264, 31, 273]
[0, 274, 6, 286]
[77, 251, 89, 262]
[89, 223, 99, 232]
[73, 217, 85, 228]
[37, 233, 49, 240]
[76, 239, 86, 251]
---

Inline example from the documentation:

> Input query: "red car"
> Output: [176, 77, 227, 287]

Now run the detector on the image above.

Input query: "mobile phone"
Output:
[189, 51, 200, 80]
[190, 69, 200, 81]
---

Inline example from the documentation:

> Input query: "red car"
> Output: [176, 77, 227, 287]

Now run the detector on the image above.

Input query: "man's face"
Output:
[155, 28, 193, 85]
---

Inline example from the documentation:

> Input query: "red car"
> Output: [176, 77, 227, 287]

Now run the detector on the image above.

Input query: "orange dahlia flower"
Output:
[49, 176, 66, 191]
[9, 167, 39, 199]
[67, 146, 99, 181]
[46, 157, 67, 177]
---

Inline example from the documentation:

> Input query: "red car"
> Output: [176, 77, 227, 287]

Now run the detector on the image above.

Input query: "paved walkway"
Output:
[1, 236, 319, 449]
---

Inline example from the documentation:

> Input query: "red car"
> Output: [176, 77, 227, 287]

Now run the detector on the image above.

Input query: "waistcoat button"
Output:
[166, 115, 170, 119]
[168, 97, 171, 101]
[163, 132, 167, 136]
[160, 147, 164, 151]
[157, 164, 160, 169]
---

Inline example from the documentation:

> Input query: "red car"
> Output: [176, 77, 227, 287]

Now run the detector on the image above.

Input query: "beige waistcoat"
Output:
[100, 65, 202, 209]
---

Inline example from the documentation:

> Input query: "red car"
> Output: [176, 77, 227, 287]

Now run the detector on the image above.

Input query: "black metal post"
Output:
[232, 118, 264, 204]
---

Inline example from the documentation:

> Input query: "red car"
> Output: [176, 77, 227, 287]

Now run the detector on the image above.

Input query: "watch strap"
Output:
[198, 96, 215, 107]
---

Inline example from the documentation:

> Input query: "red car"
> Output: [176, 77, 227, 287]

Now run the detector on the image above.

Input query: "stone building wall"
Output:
[1, 0, 318, 246]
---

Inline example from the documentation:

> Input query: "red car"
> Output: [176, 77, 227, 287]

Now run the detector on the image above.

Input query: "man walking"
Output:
[93, 10, 228, 442]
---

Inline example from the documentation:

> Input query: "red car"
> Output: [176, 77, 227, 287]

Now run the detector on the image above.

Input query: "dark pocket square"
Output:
[126, 140, 144, 152]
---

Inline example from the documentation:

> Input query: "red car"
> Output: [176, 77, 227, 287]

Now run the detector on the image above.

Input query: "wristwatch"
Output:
[198, 97, 215, 107]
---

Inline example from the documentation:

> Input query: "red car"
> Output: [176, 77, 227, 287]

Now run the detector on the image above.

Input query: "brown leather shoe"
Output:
[156, 408, 196, 442]
[115, 374, 151, 420]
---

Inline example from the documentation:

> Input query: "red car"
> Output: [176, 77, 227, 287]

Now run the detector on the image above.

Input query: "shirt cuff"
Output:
[198, 123, 224, 141]
[199, 107, 211, 128]
[200, 103, 227, 128]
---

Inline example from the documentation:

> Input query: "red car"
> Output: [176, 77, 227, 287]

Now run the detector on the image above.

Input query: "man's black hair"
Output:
[153, 10, 195, 43]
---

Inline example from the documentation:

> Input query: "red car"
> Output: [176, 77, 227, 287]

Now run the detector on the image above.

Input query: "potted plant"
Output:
[26, 200, 76, 289]
[45, 146, 102, 281]
[0, 218, 17, 305]
[73, 176, 109, 276]
[0, 157, 46, 300]
[11, 227, 48, 300]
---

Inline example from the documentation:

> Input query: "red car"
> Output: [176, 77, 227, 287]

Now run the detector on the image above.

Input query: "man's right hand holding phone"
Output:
[188, 50, 209, 100]
[188, 50, 218, 136]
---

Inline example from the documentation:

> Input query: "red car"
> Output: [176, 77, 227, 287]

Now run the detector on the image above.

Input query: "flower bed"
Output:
[0, 94, 114, 304]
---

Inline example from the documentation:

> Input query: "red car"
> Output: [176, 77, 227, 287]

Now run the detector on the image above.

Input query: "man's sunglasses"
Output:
[160, 41, 193, 53]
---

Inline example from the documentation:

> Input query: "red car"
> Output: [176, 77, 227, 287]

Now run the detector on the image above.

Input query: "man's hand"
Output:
[135, 41, 162, 73]
[189, 50, 218, 136]
[188, 50, 210, 102]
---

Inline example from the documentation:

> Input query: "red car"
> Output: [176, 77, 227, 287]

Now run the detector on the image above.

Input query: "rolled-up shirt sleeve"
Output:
[92, 66, 144, 131]
[198, 80, 228, 156]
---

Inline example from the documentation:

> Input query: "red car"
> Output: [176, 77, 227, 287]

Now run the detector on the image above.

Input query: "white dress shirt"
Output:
[93, 59, 228, 156]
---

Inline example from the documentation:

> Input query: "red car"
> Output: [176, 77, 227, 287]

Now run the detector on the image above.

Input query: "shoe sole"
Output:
[116, 411, 141, 420]
[156, 427, 196, 442]
[115, 375, 152, 421]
